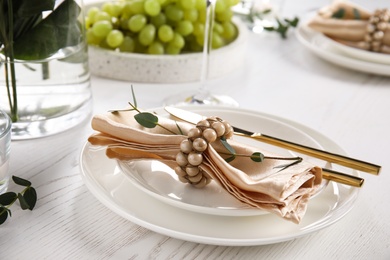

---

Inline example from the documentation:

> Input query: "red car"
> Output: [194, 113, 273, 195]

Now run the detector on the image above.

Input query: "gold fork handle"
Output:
[236, 132, 381, 175]
[322, 168, 364, 187]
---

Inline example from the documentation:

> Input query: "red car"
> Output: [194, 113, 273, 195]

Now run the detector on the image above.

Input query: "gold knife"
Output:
[165, 106, 380, 178]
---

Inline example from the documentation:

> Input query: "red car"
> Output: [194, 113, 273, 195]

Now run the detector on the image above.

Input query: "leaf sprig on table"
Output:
[110, 86, 302, 170]
[241, 7, 299, 39]
[0, 176, 37, 225]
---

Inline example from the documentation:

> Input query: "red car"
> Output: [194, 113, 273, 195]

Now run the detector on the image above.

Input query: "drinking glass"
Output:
[163, 0, 239, 107]
[0, 110, 11, 194]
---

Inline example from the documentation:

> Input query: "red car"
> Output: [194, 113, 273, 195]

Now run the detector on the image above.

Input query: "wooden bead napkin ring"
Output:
[365, 9, 390, 52]
[174, 117, 234, 188]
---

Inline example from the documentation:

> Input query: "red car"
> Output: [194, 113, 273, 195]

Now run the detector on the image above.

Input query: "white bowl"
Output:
[87, 18, 248, 83]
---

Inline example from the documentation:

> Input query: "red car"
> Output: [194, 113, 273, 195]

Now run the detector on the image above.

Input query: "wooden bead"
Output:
[202, 128, 217, 143]
[373, 31, 384, 40]
[377, 22, 388, 31]
[192, 137, 208, 152]
[193, 176, 208, 188]
[180, 139, 193, 154]
[174, 166, 187, 177]
[366, 24, 376, 33]
[212, 121, 226, 137]
[178, 176, 189, 183]
[185, 166, 199, 176]
[196, 119, 210, 129]
[188, 128, 202, 140]
[187, 152, 203, 166]
[188, 172, 203, 183]
[175, 152, 188, 166]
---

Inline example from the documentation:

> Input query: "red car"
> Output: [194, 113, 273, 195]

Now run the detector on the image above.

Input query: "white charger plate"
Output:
[80, 106, 359, 246]
[296, 24, 390, 76]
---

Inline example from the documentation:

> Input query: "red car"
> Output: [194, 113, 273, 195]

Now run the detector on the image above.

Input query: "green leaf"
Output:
[175, 121, 184, 135]
[353, 8, 361, 20]
[225, 155, 236, 163]
[134, 112, 159, 128]
[12, 0, 83, 60]
[0, 207, 9, 225]
[0, 192, 17, 206]
[24, 187, 37, 210]
[250, 152, 264, 162]
[12, 175, 31, 187]
[18, 193, 30, 210]
[263, 27, 275, 32]
[285, 17, 299, 27]
[220, 137, 236, 155]
[274, 157, 303, 172]
[332, 8, 345, 19]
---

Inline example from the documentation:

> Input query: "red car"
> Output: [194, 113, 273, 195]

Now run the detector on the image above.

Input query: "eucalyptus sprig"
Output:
[263, 17, 299, 39]
[219, 138, 302, 171]
[239, 7, 299, 39]
[0, 175, 37, 225]
[109, 86, 182, 135]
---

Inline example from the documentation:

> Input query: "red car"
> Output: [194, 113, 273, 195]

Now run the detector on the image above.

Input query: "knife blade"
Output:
[164, 106, 381, 176]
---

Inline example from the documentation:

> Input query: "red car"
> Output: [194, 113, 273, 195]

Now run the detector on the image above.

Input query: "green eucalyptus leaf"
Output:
[353, 8, 361, 20]
[250, 152, 264, 162]
[0, 207, 9, 225]
[12, 0, 83, 60]
[24, 187, 37, 210]
[0, 192, 17, 206]
[286, 17, 299, 27]
[220, 137, 236, 155]
[175, 121, 184, 135]
[12, 175, 31, 187]
[13, 0, 56, 18]
[225, 155, 236, 163]
[134, 112, 159, 128]
[332, 8, 345, 19]
[18, 193, 30, 210]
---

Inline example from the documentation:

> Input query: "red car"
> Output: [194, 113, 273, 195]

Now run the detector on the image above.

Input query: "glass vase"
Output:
[0, 0, 92, 140]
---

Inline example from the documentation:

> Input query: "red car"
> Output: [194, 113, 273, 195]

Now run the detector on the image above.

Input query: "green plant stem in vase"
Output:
[0, 0, 92, 139]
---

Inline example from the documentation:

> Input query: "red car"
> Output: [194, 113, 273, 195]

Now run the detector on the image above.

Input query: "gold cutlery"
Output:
[164, 106, 380, 187]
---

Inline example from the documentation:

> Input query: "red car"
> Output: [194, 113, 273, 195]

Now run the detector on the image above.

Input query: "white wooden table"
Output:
[2, 0, 390, 259]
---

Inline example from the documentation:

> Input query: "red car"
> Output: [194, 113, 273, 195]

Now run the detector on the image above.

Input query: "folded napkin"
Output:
[308, 0, 390, 53]
[88, 110, 323, 223]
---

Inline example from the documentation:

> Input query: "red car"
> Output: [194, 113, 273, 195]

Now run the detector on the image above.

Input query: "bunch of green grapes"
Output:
[85, 0, 240, 55]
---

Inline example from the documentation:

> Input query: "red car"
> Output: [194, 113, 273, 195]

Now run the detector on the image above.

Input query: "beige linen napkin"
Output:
[88, 110, 323, 223]
[308, 0, 390, 53]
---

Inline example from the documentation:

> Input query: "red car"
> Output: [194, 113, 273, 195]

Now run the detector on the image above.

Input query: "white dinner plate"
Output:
[116, 109, 327, 217]
[80, 106, 359, 246]
[323, 36, 390, 65]
[296, 24, 390, 76]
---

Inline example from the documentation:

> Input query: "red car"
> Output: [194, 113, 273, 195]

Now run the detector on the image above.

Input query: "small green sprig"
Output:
[219, 137, 302, 171]
[241, 7, 299, 39]
[0, 175, 37, 225]
[109, 86, 182, 135]
[263, 17, 299, 39]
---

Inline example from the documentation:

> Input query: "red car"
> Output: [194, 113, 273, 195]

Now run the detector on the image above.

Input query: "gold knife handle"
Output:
[235, 132, 381, 175]
[322, 168, 364, 187]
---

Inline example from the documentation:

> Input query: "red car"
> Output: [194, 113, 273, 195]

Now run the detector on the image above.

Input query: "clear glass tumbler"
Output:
[0, 109, 11, 194]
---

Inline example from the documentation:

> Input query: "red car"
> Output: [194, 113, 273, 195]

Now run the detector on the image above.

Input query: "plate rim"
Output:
[295, 23, 390, 76]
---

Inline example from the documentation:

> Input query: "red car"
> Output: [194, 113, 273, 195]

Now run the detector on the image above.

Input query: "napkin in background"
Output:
[88, 110, 323, 224]
[308, 0, 390, 53]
